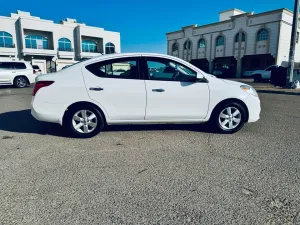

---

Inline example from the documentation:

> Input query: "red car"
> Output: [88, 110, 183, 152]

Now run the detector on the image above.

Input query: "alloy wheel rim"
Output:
[72, 110, 98, 134]
[218, 107, 241, 130]
[17, 78, 26, 87]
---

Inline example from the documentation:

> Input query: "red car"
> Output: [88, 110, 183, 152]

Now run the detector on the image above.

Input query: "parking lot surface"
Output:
[1, 87, 300, 225]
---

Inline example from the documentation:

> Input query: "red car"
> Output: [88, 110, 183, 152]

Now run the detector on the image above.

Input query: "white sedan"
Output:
[31, 53, 261, 138]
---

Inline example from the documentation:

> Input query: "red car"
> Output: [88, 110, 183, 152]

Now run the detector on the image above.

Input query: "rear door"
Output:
[0, 62, 14, 84]
[14, 62, 28, 76]
[82, 57, 147, 121]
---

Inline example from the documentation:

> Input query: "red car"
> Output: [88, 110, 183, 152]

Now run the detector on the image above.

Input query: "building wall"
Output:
[0, 11, 121, 72]
[277, 10, 300, 67]
[166, 8, 295, 76]
[0, 17, 18, 57]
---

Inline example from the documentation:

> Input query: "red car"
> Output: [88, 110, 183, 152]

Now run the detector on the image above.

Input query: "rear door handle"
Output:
[89, 87, 104, 91]
[152, 88, 165, 92]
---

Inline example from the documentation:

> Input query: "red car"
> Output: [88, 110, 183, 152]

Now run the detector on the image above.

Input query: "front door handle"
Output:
[152, 88, 165, 92]
[89, 87, 104, 91]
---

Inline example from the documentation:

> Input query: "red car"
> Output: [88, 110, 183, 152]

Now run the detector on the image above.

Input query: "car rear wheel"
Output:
[64, 105, 104, 138]
[253, 74, 262, 82]
[210, 102, 246, 134]
[14, 76, 28, 88]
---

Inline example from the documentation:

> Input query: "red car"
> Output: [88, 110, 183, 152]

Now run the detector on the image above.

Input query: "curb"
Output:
[257, 90, 300, 96]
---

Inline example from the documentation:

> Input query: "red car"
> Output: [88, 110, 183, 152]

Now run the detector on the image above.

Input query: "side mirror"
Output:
[196, 73, 208, 83]
[197, 73, 204, 79]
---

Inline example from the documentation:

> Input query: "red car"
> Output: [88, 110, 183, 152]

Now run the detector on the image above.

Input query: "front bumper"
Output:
[245, 94, 261, 123]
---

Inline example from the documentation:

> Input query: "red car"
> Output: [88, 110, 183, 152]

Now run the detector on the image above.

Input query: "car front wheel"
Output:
[64, 105, 104, 138]
[211, 102, 246, 134]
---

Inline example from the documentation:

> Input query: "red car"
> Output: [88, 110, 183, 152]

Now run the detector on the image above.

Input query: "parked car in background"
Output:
[32, 65, 42, 75]
[252, 65, 278, 82]
[31, 53, 260, 138]
[0, 61, 35, 88]
[213, 65, 235, 78]
[242, 68, 259, 77]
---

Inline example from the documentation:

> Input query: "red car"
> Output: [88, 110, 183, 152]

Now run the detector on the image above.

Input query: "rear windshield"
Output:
[32, 65, 40, 69]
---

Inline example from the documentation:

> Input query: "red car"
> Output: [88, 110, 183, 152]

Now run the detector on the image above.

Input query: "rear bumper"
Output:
[31, 98, 65, 125]
[245, 94, 261, 123]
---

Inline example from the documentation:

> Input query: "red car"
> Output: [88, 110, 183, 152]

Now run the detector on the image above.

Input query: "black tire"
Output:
[210, 102, 246, 134]
[64, 104, 104, 138]
[14, 76, 28, 88]
[253, 74, 262, 82]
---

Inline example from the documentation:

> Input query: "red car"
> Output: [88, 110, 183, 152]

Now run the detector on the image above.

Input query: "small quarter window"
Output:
[14, 62, 26, 69]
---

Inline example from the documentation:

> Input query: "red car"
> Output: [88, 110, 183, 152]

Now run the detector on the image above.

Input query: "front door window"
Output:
[146, 57, 197, 82]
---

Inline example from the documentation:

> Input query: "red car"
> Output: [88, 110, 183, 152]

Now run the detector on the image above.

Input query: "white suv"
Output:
[0, 61, 36, 88]
[31, 53, 261, 138]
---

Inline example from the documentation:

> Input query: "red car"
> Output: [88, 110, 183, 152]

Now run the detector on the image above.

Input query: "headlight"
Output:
[240, 85, 258, 97]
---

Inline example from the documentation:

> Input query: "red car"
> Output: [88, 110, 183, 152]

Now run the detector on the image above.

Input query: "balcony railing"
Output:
[25, 46, 53, 50]
[58, 47, 74, 52]
[0, 43, 15, 48]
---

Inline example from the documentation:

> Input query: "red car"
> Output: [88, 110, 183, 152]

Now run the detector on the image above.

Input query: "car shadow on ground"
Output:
[0, 109, 68, 137]
[0, 109, 215, 137]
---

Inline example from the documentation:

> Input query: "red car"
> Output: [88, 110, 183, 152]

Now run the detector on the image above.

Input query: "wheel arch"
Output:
[61, 101, 108, 126]
[13, 75, 30, 85]
[210, 98, 249, 122]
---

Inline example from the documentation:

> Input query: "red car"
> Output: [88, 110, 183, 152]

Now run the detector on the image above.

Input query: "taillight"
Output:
[33, 81, 54, 96]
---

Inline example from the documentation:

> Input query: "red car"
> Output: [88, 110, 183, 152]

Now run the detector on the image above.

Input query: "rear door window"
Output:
[85, 57, 140, 80]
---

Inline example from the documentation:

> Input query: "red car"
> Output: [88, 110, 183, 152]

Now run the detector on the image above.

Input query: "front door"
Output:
[143, 57, 209, 121]
[82, 57, 146, 121]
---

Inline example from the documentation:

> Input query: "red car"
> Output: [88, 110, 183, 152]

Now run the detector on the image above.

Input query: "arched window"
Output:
[82, 40, 97, 53]
[216, 36, 224, 46]
[257, 29, 268, 41]
[0, 31, 13, 48]
[183, 40, 192, 50]
[172, 42, 178, 52]
[25, 35, 48, 49]
[235, 33, 246, 42]
[58, 38, 71, 51]
[198, 39, 205, 48]
[105, 42, 115, 54]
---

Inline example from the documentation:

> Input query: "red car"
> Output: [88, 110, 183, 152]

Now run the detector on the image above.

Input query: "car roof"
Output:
[79, 53, 204, 74]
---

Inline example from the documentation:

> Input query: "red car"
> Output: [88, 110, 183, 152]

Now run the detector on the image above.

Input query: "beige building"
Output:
[0, 10, 120, 73]
[166, 8, 300, 77]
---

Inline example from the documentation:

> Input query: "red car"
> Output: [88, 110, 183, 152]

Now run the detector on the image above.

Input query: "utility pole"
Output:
[287, 0, 300, 87]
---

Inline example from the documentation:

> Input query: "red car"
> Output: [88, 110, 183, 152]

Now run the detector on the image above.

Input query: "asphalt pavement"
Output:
[0, 87, 300, 225]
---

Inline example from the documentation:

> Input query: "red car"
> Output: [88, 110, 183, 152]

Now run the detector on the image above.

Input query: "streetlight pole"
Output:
[286, 0, 300, 87]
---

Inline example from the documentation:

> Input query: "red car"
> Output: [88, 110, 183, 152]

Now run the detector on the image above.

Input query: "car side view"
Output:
[31, 53, 261, 138]
[0, 61, 36, 88]
[252, 65, 278, 82]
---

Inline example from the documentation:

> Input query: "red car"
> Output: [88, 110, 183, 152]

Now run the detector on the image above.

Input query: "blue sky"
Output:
[0, 0, 294, 54]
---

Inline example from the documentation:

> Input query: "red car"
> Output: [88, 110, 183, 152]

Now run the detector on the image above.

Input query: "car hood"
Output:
[252, 70, 265, 73]
[221, 79, 245, 86]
